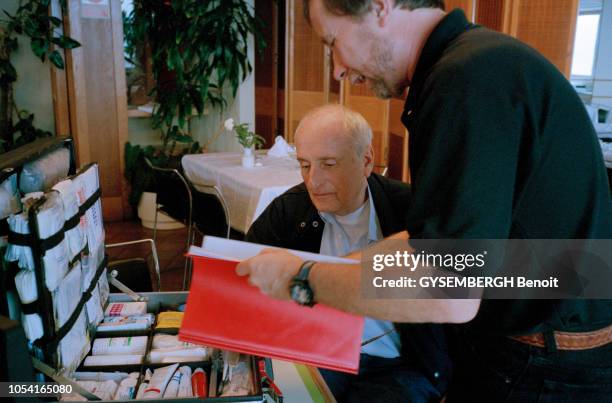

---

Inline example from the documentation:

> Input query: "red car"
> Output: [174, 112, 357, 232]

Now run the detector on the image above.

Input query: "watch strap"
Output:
[295, 260, 316, 281]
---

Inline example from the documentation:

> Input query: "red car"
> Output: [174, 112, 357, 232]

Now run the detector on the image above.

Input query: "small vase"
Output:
[242, 146, 255, 168]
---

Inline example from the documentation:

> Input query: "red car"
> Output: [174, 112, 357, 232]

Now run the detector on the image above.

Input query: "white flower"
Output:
[224, 118, 234, 131]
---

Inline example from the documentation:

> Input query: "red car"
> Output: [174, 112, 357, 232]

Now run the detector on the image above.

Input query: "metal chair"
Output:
[144, 157, 230, 289]
[106, 238, 161, 293]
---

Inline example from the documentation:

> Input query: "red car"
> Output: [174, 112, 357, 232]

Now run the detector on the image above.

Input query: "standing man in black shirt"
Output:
[236, 1, 612, 401]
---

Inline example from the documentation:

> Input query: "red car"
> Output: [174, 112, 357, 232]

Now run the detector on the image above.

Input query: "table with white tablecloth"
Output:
[182, 152, 303, 233]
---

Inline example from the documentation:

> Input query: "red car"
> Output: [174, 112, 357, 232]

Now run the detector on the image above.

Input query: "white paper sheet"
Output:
[192, 236, 358, 264]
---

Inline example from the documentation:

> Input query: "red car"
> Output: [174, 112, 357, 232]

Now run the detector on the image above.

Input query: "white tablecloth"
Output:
[182, 152, 303, 233]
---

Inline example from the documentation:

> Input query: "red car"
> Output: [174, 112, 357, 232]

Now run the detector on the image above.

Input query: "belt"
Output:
[510, 324, 612, 350]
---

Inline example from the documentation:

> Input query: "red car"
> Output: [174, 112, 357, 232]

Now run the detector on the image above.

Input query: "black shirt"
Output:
[402, 10, 612, 334]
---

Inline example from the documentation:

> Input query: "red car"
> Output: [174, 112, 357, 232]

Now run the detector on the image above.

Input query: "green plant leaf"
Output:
[48, 16, 62, 27]
[49, 50, 64, 69]
[173, 134, 194, 143]
[56, 35, 81, 49]
[30, 37, 47, 61]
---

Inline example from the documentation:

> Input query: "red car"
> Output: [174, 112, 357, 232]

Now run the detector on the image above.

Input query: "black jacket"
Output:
[246, 173, 452, 394]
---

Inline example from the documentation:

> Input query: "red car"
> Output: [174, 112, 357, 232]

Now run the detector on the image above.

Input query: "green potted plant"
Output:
[123, 0, 266, 208]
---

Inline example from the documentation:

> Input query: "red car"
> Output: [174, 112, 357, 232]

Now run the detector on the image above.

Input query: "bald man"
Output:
[246, 105, 450, 402]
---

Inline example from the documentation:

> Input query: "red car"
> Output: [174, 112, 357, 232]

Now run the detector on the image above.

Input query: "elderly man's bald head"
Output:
[294, 104, 374, 215]
[295, 104, 373, 158]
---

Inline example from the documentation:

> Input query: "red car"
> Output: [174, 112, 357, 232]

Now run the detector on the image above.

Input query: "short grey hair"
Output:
[296, 104, 372, 157]
[303, 0, 445, 24]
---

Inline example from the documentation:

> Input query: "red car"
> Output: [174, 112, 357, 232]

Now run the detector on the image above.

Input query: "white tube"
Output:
[71, 372, 129, 382]
[92, 336, 148, 356]
[177, 366, 193, 397]
[83, 354, 143, 367]
[162, 369, 181, 398]
[135, 382, 148, 399]
[141, 363, 179, 399]
[147, 347, 209, 363]
[114, 377, 137, 400]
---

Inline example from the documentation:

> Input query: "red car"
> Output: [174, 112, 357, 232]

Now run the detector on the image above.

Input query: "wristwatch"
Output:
[290, 260, 317, 307]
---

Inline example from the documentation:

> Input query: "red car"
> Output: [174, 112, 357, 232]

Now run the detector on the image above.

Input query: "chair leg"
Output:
[183, 224, 197, 290]
[153, 203, 159, 243]
[182, 253, 191, 291]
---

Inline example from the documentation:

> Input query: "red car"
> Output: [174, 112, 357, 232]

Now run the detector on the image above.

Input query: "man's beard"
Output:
[366, 37, 407, 99]
[350, 73, 399, 99]
[368, 78, 395, 99]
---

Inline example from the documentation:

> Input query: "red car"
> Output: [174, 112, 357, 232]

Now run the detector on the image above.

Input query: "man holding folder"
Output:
[237, 0, 612, 401]
[246, 104, 450, 402]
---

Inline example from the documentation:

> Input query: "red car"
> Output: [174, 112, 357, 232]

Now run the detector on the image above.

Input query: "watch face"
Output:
[291, 284, 311, 305]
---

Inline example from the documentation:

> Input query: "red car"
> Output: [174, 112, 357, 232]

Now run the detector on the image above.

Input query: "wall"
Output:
[3, 0, 55, 134]
[592, 0, 612, 109]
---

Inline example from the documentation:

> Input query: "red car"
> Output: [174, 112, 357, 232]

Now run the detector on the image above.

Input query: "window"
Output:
[571, 6, 602, 77]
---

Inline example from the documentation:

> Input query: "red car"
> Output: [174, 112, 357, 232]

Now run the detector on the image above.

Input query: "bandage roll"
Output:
[34, 192, 70, 292]
[83, 354, 144, 367]
[5, 213, 35, 270]
[92, 336, 148, 356]
[152, 334, 197, 349]
[14, 270, 44, 341]
[15, 269, 38, 303]
[42, 240, 69, 292]
[52, 179, 86, 259]
[21, 313, 44, 342]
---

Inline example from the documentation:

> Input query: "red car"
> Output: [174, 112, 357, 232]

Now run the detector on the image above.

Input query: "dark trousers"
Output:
[319, 354, 440, 403]
[446, 330, 612, 403]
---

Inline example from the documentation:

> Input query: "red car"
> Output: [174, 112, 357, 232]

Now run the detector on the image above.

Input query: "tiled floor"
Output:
[104, 220, 191, 291]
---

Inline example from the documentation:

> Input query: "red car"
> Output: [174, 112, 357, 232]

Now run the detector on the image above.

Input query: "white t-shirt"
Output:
[319, 185, 401, 359]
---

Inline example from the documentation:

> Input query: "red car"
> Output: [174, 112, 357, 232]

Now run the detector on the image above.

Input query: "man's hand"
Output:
[235, 249, 304, 300]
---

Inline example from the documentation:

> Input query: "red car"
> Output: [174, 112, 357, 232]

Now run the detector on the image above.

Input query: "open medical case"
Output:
[0, 148, 281, 402]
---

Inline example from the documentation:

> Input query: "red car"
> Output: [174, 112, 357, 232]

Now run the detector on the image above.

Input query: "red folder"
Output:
[179, 255, 364, 374]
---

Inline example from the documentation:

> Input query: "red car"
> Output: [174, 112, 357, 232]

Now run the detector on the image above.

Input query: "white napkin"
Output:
[267, 136, 292, 157]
